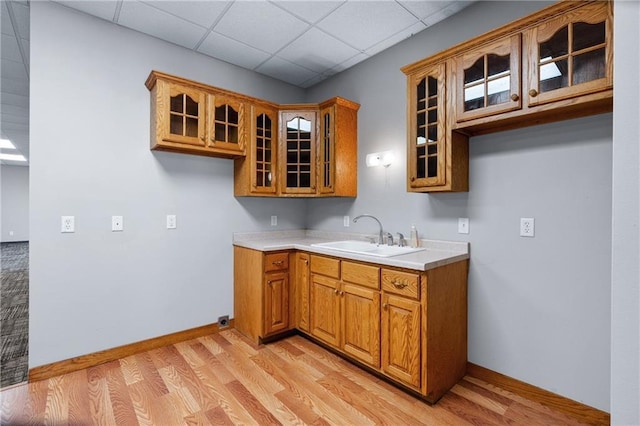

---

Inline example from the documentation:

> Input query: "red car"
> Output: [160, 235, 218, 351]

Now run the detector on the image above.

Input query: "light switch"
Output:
[458, 218, 469, 234]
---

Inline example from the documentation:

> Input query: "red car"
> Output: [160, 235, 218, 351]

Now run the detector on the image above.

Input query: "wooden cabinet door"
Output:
[160, 80, 206, 147]
[408, 62, 446, 189]
[455, 34, 522, 122]
[318, 105, 335, 194]
[341, 283, 381, 368]
[207, 93, 246, 155]
[280, 111, 317, 195]
[295, 253, 310, 332]
[310, 274, 340, 346]
[381, 293, 421, 389]
[248, 104, 278, 194]
[264, 271, 289, 336]
[526, 1, 612, 107]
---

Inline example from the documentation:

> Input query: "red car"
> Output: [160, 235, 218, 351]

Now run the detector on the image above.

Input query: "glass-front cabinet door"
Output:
[207, 94, 245, 155]
[280, 111, 316, 195]
[455, 34, 521, 122]
[527, 2, 612, 107]
[408, 63, 446, 188]
[250, 105, 278, 194]
[164, 82, 206, 146]
[319, 105, 335, 194]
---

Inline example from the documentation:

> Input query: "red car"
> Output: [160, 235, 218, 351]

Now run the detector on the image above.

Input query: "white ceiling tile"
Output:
[399, 1, 451, 19]
[277, 28, 359, 73]
[141, 1, 231, 29]
[256, 56, 319, 86]
[118, 1, 208, 49]
[273, 1, 345, 24]
[214, 2, 309, 54]
[316, 1, 418, 51]
[53, 1, 118, 22]
[198, 31, 271, 70]
[328, 52, 366, 73]
[365, 21, 426, 57]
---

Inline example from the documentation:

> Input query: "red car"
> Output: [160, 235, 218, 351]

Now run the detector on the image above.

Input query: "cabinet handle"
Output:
[267, 280, 272, 285]
[529, 89, 538, 97]
[392, 281, 408, 289]
[383, 303, 388, 309]
[334, 289, 339, 295]
[304, 259, 308, 265]
[272, 260, 284, 266]
[340, 291, 344, 296]
[510, 93, 520, 102]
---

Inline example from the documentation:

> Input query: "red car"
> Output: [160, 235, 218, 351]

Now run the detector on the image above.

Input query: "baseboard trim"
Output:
[466, 362, 610, 426]
[29, 320, 234, 382]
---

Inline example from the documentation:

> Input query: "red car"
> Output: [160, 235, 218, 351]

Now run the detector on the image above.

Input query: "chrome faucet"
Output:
[353, 214, 384, 245]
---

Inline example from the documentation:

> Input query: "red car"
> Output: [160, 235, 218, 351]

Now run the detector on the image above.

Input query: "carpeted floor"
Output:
[1, 241, 29, 388]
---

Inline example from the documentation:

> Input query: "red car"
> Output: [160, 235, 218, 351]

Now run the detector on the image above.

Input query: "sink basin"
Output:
[311, 240, 426, 258]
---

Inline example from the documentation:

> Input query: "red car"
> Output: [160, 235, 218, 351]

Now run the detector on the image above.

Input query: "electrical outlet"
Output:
[167, 214, 177, 229]
[61, 216, 75, 233]
[520, 217, 535, 237]
[112, 216, 124, 232]
[458, 218, 469, 234]
[271, 215, 277, 226]
[343, 215, 350, 227]
[218, 315, 230, 329]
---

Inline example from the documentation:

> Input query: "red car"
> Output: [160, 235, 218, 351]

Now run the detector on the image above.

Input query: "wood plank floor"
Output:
[0, 329, 590, 425]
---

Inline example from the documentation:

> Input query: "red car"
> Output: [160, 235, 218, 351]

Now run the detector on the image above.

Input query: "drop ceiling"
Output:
[0, 0, 474, 165]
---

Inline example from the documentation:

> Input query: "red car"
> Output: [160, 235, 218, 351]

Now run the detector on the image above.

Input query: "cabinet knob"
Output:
[510, 93, 520, 102]
[529, 89, 539, 97]
[334, 289, 339, 294]
[392, 281, 408, 289]
[411, 176, 416, 182]
[267, 280, 272, 285]
[383, 303, 388, 309]
[340, 291, 344, 296]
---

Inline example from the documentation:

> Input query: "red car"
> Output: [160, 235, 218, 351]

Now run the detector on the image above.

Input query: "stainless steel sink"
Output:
[311, 240, 425, 258]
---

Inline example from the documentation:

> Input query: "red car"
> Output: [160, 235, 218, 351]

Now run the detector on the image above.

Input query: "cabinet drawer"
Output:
[381, 269, 420, 300]
[310, 255, 340, 279]
[264, 252, 289, 272]
[342, 261, 380, 290]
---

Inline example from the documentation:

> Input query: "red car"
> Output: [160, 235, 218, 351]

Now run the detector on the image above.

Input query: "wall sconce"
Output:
[366, 150, 394, 168]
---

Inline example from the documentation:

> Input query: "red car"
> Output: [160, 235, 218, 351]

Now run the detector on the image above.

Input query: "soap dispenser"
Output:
[410, 225, 419, 248]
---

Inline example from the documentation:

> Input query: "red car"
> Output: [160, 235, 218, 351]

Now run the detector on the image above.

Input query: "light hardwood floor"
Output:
[1, 329, 590, 425]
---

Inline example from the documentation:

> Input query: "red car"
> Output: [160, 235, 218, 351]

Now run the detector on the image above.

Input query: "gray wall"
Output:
[29, 2, 307, 368]
[307, 1, 612, 412]
[611, 1, 640, 424]
[1, 165, 29, 242]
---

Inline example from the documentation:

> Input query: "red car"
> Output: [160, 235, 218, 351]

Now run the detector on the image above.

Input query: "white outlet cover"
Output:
[112, 215, 124, 232]
[458, 218, 469, 234]
[167, 214, 177, 229]
[61, 216, 75, 233]
[343, 216, 350, 227]
[520, 217, 535, 237]
[271, 215, 277, 226]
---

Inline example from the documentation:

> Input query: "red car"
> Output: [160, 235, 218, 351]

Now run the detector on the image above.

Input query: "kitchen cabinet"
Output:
[380, 268, 421, 389]
[402, 0, 612, 193]
[145, 71, 246, 159]
[309, 255, 381, 368]
[235, 98, 359, 198]
[454, 35, 522, 122]
[525, 1, 612, 107]
[233, 247, 291, 343]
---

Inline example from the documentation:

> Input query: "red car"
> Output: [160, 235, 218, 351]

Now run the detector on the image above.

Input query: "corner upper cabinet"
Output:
[146, 71, 245, 159]
[526, 1, 612, 107]
[454, 34, 522, 122]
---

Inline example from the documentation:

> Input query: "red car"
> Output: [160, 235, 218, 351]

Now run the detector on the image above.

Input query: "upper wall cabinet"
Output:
[402, 0, 612, 193]
[146, 71, 359, 198]
[146, 71, 247, 159]
[525, 2, 612, 107]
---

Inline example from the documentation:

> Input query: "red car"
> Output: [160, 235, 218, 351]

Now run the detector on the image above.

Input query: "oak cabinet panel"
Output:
[342, 282, 380, 367]
[295, 253, 311, 332]
[233, 247, 291, 343]
[207, 93, 246, 156]
[310, 274, 341, 347]
[381, 292, 421, 389]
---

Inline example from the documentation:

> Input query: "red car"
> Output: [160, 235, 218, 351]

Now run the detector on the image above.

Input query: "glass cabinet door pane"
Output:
[286, 117, 313, 189]
[573, 21, 605, 51]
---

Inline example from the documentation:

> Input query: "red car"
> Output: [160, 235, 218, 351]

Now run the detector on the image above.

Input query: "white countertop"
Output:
[233, 230, 469, 271]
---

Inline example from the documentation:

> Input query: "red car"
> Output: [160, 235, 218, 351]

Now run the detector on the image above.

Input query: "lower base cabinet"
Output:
[234, 247, 468, 403]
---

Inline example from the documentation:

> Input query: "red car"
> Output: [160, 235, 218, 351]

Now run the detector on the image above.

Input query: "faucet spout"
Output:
[353, 214, 384, 245]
